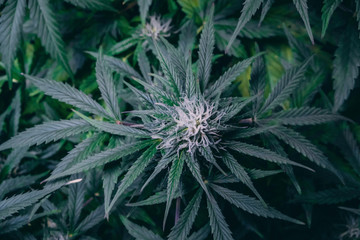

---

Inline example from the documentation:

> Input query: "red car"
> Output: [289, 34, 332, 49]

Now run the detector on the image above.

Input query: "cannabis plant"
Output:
[0, 4, 347, 239]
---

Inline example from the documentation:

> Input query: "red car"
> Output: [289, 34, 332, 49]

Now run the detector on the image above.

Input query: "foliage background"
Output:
[0, 0, 360, 239]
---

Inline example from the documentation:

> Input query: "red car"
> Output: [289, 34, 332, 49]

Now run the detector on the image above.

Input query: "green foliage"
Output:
[0, 0, 360, 239]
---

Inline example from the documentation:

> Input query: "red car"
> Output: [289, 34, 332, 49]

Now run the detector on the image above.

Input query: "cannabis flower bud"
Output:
[151, 97, 224, 153]
[141, 16, 171, 40]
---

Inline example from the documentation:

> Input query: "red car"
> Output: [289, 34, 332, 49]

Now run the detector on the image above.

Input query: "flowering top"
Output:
[141, 16, 171, 40]
[150, 97, 224, 153]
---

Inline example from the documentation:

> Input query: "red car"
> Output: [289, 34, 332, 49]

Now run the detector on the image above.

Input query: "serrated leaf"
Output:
[103, 167, 123, 216]
[24, 74, 110, 118]
[321, 0, 342, 38]
[259, 0, 274, 26]
[64, 0, 114, 11]
[0, 174, 43, 200]
[168, 189, 203, 240]
[96, 53, 122, 120]
[0, 183, 63, 221]
[259, 57, 311, 114]
[138, 0, 152, 24]
[297, 188, 360, 204]
[340, 126, 360, 176]
[127, 190, 181, 207]
[0, 146, 28, 177]
[228, 142, 313, 171]
[187, 224, 210, 240]
[74, 110, 150, 138]
[28, 0, 73, 77]
[206, 193, 234, 240]
[197, 4, 214, 90]
[207, 54, 261, 99]
[292, 0, 314, 44]
[184, 154, 209, 196]
[226, 0, 263, 52]
[332, 24, 360, 111]
[164, 153, 185, 229]
[0, 119, 93, 151]
[0, 0, 26, 88]
[74, 205, 104, 233]
[222, 152, 265, 205]
[270, 126, 343, 182]
[107, 143, 158, 216]
[269, 107, 345, 126]
[46, 140, 153, 181]
[210, 183, 303, 224]
[120, 215, 163, 240]
[109, 37, 138, 56]
[67, 175, 85, 227]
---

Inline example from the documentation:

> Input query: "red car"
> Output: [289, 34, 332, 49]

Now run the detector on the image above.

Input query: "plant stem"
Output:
[175, 197, 181, 224]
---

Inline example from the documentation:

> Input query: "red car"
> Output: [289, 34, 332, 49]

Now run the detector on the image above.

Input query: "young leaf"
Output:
[226, 0, 263, 52]
[0, 174, 44, 200]
[292, 0, 314, 44]
[0, 0, 26, 88]
[67, 175, 85, 227]
[0, 119, 93, 151]
[259, 0, 274, 26]
[332, 24, 360, 111]
[74, 205, 105, 234]
[28, 0, 73, 77]
[197, 4, 214, 89]
[138, 0, 152, 24]
[187, 224, 211, 240]
[168, 189, 203, 240]
[24, 74, 110, 118]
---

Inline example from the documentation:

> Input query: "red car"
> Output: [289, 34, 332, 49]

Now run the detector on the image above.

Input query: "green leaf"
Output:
[0, 183, 62, 221]
[269, 126, 343, 182]
[297, 188, 360, 204]
[28, 0, 73, 77]
[187, 224, 210, 240]
[108, 37, 138, 56]
[141, 153, 175, 192]
[177, 0, 200, 19]
[0, 147, 28, 177]
[197, 4, 214, 89]
[74, 205, 105, 234]
[321, 0, 342, 38]
[222, 152, 265, 205]
[67, 175, 85, 227]
[292, 0, 314, 44]
[184, 154, 209, 196]
[127, 190, 181, 207]
[0, 119, 93, 151]
[103, 167, 123, 216]
[0, 0, 26, 88]
[228, 142, 313, 171]
[207, 54, 261, 99]
[206, 193, 234, 240]
[340, 126, 360, 176]
[74, 110, 150, 138]
[24, 74, 110, 118]
[96, 53, 122, 120]
[332, 24, 360, 111]
[210, 184, 303, 224]
[226, 0, 263, 52]
[46, 140, 152, 181]
[120, 215, 163, 240]
[259, 57, 311, 114]
[268, 107, 345, 126]
[164, 153, 185, 229]
[86, 52, 144, 81]
[168, 189, 203, 240]
[0, 174, 44, 200]
[107, 143, 158, 216]
[138, 0, 152, 24]
[259, 0, 274, 26]
[64, 0, 115, 11]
